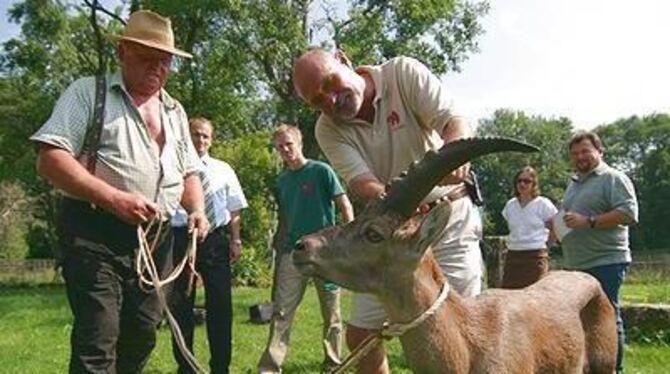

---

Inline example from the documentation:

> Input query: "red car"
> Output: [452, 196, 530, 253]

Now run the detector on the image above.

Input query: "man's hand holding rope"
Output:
[188, 210, 209, 242]
[108, 190, 159, 225]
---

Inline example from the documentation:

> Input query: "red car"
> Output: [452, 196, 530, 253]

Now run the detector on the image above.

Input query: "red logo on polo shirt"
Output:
[301, 181, 315, 195]
[387, 110, 403, 130]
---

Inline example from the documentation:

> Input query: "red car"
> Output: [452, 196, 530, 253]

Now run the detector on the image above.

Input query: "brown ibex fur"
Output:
[294, 191, 617, 373]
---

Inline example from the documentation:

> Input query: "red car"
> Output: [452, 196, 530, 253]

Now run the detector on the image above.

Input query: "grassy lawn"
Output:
[624, 267, 670, 304]
[0, 282, 668, 373]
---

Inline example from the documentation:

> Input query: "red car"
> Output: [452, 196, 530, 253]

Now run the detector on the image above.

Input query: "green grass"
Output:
[624, 267, 670, 304]
[623, 283, 670, 304]
[0, 284, 668, 373]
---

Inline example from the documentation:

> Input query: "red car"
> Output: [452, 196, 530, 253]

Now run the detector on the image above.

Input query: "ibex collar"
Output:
[328, 282, 450, 374]
[382, 281, 450, 338]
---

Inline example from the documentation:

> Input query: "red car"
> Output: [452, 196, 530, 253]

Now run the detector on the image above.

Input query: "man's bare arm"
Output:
[564, 209, 636, 229]
[441, 115, 473, 141]
[440, 116, 473, 185]
[36, 144, 158, 224]
[180, 173, 209, 240]
[180, 173, 205, 214]
[348, 172, 386, 202]
[334, 194, 355, 223]
[228, 210, 242, 263]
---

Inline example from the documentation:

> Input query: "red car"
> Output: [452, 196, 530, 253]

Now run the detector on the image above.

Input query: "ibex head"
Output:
[293, 137, 538, 293]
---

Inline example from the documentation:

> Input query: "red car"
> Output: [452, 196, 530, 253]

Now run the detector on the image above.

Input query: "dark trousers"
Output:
[170, 226, 233, 374]
[584, 262, 629, 374]
[59, 199, 172, 374]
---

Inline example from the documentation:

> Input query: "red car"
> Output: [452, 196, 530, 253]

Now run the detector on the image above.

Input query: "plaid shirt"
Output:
[30, 72, 199, 217]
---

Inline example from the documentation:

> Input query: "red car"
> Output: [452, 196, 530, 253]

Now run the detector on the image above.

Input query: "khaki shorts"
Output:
[348, 198, 483, 329]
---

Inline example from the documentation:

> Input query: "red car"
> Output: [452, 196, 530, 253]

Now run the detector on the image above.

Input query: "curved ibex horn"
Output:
[383, 137, 540, 217]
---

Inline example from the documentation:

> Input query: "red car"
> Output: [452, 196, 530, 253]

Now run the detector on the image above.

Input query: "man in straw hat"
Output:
[31, 10, 208, 373]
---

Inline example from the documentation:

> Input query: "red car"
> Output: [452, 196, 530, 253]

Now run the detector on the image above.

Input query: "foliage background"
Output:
[1, 0, 668, 284]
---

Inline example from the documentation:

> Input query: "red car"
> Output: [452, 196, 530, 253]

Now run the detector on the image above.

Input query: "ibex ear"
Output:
[415, 203, 452, 256]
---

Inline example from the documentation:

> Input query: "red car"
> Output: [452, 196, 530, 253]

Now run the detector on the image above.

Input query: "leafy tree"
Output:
[595, 113, 670, 175]
[211, 129, 280, 286]
[476, 109, 573, 235]
[143, 0, 490, 155]
[0, 0, 117, 260]
[0, 0, 490, 277]
[596, 114, 670, 250]
[636, 146, 670, 249]
[333, 0, 489, 74]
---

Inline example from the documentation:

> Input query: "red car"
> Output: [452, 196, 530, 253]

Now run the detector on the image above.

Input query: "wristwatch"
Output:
[588, 215, 597, 228]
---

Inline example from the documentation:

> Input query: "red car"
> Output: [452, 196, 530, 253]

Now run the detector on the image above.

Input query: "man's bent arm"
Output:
[229, 210, 242, 242]
[564, 209, 636, 230]
[349, 173, 386, 202]
[180, 173, 209, 239]
[37, 144, 118, 208]
[441, 115, 473, 142]
[440, 116, 473, 185]
[582, 209, 636, 230]
[180, 173, 205, 214]
[228, 210, 243, 262]
[334, 194, 354, 224]
[593, 209, 636, 228]
[37, 144, 159, 224]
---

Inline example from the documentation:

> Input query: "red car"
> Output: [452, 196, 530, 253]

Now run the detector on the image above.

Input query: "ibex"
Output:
[293, 138, 617, 373]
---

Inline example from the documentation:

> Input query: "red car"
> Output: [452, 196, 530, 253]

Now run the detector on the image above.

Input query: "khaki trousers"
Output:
[257, 252, 342, 373]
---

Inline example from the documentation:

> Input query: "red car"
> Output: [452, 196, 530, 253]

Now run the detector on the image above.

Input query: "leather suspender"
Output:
[82, 75, 107, 174]
[54, 75, 107, 263]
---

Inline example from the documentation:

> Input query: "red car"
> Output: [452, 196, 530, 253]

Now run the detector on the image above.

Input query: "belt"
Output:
[173, 223, 229, 234]
[58, 197, 170, 254]
[416, 185, 469, 216]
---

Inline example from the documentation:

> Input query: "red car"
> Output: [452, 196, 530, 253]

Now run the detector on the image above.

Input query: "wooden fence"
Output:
[481, 236, 669, 288]
[0, 259, 56, 272]
[0, 259, 59, 284]
[0, 242, 667, 287]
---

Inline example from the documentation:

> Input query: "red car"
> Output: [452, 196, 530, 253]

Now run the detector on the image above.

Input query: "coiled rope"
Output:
[136, 218, 206, 374]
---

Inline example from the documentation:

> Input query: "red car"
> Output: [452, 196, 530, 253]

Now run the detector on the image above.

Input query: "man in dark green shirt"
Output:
[258, 124, 354, 373]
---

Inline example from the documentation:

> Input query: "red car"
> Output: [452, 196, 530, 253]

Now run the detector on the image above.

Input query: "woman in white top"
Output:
[501, 166, 558, 288]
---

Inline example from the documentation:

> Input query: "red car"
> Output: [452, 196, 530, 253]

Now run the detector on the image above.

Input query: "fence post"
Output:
[482, 236, 506, 289]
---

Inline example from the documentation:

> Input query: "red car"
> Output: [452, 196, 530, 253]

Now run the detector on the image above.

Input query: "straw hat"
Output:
[108, 10, 192, 59]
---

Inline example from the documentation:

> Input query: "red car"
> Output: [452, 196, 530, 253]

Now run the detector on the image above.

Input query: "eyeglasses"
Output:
[517, 178, 533, 185]
[125, 42, 174, 68]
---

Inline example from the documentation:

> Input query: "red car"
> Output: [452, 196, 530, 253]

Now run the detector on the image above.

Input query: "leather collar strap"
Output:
[417, 185, 468, 215]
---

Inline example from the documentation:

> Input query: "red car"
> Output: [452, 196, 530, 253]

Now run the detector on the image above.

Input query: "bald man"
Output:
[293, 49, 484, 374]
